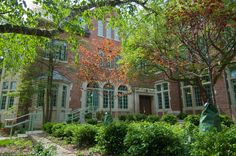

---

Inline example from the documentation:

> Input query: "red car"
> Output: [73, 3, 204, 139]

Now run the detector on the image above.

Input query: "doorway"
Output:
[139, 95, 152, 114]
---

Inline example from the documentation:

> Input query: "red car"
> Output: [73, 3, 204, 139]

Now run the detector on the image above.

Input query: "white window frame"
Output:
[114, 27, 120, 41]
[155, 82, 170, 111]
[106, 22, 112, 39]
[118, 85, 128, 109]
[227, 67, 236, 106]
[97, 20, 104, 37]
[181, 77, 211, 111]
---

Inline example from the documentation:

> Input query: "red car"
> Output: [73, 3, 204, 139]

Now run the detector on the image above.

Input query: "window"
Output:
[44, 40, 67, 61]
[8, 96, 14, 108]
[118, 86, 128, 109]
[0, 94, 7, 109]
[61, 85, 67, 107]
[37, 88, 44, 107]
[51, 85, 58, 107]
[86, 82, 99, 110]
[228, 68, 236, 105]
[2, 82, 8, 90]
[106, 22, 112, 39]
[156, 82, 170, 109]
[98, 50, 120, 69]
[10, 81, 17, 90]
[103, 84, 114, 109]
[97, 20, 103, 37]
[114, 27, 120, 41]
[182, 77, 212, 108]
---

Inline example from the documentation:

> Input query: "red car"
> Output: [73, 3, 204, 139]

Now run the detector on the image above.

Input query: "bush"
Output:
[63, 124, 78, 143]
[177, 113, 188, 120]
[184, 115, 200, 126]
[124, 122, 184, 156]
[72, 124, 97, 148]
[134, 114, 147, 121]
[51, 123, 66, 138]
[220, 115, 234, 127]
[97, 122, 128, 155]
[190, 126, 236, 156]
[118, 115, 127, 121]
[43, 122, 57, 134]
[86, 119, 98, 125]
[126, 114, 136, 122]
[146, 115, 160, 123]
[162, 114, 178, 125]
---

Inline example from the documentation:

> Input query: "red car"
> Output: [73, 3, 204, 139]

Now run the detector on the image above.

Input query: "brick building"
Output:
[0, 19, 235, 125]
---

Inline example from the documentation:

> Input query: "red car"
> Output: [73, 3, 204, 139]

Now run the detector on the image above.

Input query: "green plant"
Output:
[190, 126, 236, 156]
[51, 123, 66, 138]
[31, 143, 56, 156]
[118, 115, 127, 121]
[86, 119, 98, 125]
[162, 114, 178, 125]
[220, 114, 234, 127]
[134, 114, 147, 121]
[63, 124, 79, 143]
[126, 114, 136, 122]
[124, 122, 184, 156]
[72, 124, 97, 148]
[97, 122, 128, 155]
[177, 112, 188, 120]
[96, 111, 105, 121]
[184, 115, 200, 126]
[0, 139, 14, 147]
[146, 115, 160, 123]
[43, 122, 57, 134]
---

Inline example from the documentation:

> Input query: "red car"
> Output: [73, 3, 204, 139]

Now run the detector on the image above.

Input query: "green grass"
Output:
[0, 139, 14, 147]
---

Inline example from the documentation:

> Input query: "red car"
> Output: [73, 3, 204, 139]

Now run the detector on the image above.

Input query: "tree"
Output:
[1, 0, 152, 122]
[122, 0, 236, 109]
[78, 39, 128, 113]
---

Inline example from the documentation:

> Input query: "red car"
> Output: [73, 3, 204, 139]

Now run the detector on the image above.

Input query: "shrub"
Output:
[118, 115, 127, 121]
[184, 115, 200, 126]
[63, 124, 78, 143]
[86, 119, 98, 125]
[43, 122, 57, 134]
[220, 115, 234, 127]
[97, 122, 128, 155]
[146, 115, 160, 123]
[177, 113, 188, 120]
[162, 114, 178, 125]
[190, 126, 236, 156]
[72, 124, 97, 148]
[51, 123, 66, 138]
[125, 114, 134, 122]
[134, 114, 147, 121]
[124, 122, 184, 156]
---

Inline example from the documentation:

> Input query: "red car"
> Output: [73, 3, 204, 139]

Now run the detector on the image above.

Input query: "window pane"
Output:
[157, 93, 162, 109]
[164, 91, 170, 109]
[61, 86, 67, 107]
[106, 22, 112, 39]
[10, 81, 17, 90]
[204, 84, 212, 104]
[37, 89, 44, 107]
[97, 20, 103, 37]
[1, 95, 7, 109]
[8, 96, 14, 108]
[231, 70, 236, 78]
[194, 87, 202, 106]
[184, 88, 192, 107]
[114, 27, 119, 41]
[51, 85, 58, 107]
[232, 80, 236, 102]
[163, 83, 168, 90]
[156, 85, 161, 92]
[2, 82, 8, 90]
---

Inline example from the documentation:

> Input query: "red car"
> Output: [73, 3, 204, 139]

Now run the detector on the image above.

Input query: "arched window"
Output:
[86, 82, 99, 110]
[118, 85, 128, 109]
[103, 83, 114, 109]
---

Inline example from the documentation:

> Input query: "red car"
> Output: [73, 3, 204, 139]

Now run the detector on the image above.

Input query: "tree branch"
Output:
[0, 24, 62, 38]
